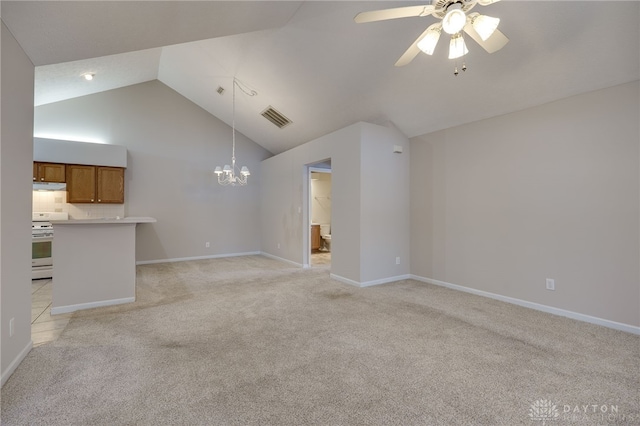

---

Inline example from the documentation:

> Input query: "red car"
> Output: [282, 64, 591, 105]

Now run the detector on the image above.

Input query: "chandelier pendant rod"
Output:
[231, 77, 237, 176]
[214, 76, 256, 186]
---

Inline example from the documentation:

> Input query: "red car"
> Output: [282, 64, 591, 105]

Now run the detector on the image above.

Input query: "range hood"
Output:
[33, 182, 66, 191]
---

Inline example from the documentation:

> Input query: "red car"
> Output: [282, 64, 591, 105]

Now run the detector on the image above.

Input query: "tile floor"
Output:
[31, 279, 72, 347]
[311, 251, 331, 266]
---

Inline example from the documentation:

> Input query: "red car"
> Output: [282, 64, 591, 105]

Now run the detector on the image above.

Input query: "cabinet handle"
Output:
[33, 177, 36, 181]
[98, 199, 101, 203]
[40, 178, 44, 181]
[91, 199, 94, 202]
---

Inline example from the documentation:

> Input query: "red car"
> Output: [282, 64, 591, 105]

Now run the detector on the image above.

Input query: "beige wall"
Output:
[261, 122, 411, 285]
[261, 123, 362, 279]
[310, 172, 331, 226]
[360, 124, 411, 283]
[1, 21, 35, 385]
[34, 81, 272, 262]
[410, 81, 640, 328]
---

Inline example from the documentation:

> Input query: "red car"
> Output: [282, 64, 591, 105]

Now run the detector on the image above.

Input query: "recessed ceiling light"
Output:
[83, 73, 94, 81]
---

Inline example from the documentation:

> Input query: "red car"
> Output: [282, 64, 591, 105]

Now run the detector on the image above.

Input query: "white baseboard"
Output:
[51, 297, 135, 315]
[359, 274, 412, 287]
[259, 252, 304, 268]
[330, 274, 360, 287]
[136, 251, 261, 265]
[1, 340, 33, 387]
[331, 273, 412, 288]
[411, 275, 640, 335]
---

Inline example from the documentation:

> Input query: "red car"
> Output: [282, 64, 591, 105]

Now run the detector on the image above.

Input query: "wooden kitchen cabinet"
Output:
[97, 167, 125, 204]
[311, 224, 321, 251]
[33, 162, 66, 183]
[66, 165, 124, 204]
[66, 165, 96, 203]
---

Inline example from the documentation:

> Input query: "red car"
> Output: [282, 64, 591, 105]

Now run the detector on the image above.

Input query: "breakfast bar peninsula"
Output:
[49, 217, 156, 314]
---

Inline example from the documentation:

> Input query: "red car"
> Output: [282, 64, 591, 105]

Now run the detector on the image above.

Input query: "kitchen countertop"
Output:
[51, 216, 156, 225]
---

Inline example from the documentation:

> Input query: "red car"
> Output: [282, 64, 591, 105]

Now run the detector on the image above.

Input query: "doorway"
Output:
[308, 162, 331, 267]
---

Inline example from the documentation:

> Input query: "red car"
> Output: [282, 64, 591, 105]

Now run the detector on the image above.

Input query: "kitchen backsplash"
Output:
[33, 190, 125, 219]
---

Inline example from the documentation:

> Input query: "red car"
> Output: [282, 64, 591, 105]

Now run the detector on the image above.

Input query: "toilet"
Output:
[320, 224, 331, 252]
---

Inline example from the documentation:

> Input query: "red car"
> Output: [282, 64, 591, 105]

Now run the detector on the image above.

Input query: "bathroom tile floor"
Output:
[311, 251, 331, 266]
[31, 279, 72, 347]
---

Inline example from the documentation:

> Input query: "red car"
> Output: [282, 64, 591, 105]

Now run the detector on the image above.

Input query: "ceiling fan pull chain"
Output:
[453, 54, 458, 76]
[453, 32, 468, 76]
[461, 31, 468, 72]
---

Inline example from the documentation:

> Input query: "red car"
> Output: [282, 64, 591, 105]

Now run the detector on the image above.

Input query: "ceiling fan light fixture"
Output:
[448, 34, 468, 59]
[472, 14, 500, 41]
[442, 8, 466, 35]
[354, 0, 509, 69]
[417, 28, 441, 55]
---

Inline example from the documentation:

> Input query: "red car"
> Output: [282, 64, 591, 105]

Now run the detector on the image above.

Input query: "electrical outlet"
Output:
[546, 278, 555, 291]
[396, 257, 401, 265]
[277, 243, 281, 249]
[205, 242, 210, 248]
[9, 318, 15, 337]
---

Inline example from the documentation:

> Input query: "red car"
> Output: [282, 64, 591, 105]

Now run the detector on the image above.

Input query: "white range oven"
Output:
[32, 212, 68, 280]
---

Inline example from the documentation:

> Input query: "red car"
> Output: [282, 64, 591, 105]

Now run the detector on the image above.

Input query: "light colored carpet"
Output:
[2, 256, 638, 425]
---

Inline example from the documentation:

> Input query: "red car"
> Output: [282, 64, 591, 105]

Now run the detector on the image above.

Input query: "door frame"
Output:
[305, 164, 332, 267]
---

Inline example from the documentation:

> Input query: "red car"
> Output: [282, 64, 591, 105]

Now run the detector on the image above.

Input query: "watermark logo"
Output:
[528, 400, 636, 424]
[529, 399, 559, 424]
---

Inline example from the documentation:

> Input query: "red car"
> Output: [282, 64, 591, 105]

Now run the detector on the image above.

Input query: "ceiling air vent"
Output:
[261, 106, 292, 129]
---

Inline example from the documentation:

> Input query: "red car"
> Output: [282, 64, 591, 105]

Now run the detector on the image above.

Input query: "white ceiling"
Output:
[2, 1, 639, 155]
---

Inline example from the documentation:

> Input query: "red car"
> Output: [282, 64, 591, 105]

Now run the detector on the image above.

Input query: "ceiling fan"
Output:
[355, 0, 508, 70]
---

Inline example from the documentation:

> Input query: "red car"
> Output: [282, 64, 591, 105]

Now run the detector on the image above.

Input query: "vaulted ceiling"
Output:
[2, 1, 639, 154]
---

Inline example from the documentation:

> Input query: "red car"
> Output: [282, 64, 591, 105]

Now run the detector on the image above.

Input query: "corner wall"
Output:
[260, 122, 410, 285]
[360, 125, 410, 284]
[261, 123, 362, 281]
[410, 81, 640, 329]
[1, 21, 35, 386]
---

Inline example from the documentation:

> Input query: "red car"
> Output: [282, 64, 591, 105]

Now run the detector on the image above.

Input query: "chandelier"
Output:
[214, 78, 256, 186]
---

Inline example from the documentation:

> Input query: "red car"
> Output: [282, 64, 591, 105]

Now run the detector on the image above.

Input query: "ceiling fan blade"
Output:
[477, 0, 501, 5]
[395, 24, 441, 67]
[354, 5, 435, 24]
[463, 23, 508, 53]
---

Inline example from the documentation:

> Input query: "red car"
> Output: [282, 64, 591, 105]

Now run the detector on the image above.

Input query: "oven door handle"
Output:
[32, 236, 54, 243]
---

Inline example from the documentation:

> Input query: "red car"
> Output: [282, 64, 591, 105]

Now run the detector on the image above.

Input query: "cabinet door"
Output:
[97, 167, 124, 204]
[311, 225, 321, 250]
[66, 165, 96, 203]
[37, 163, 66, 183]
